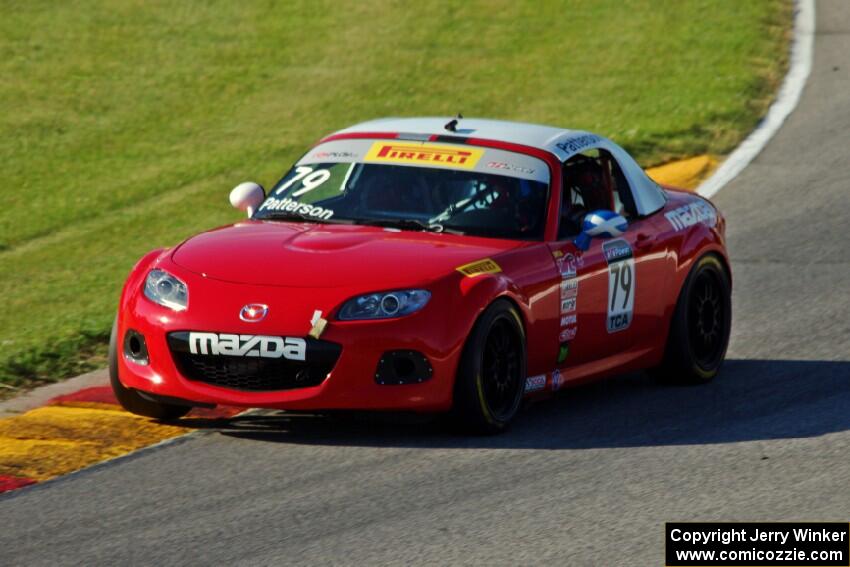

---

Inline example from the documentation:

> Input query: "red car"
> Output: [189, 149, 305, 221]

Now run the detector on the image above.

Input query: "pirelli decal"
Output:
[365, 142, 484, 169]
[456, 258, 502, 277]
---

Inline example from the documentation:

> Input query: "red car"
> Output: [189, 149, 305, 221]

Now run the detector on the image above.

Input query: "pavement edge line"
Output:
[697, 0, 815, 199]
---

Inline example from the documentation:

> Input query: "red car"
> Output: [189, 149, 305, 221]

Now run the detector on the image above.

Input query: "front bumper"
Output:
[116, 276, 463, 412]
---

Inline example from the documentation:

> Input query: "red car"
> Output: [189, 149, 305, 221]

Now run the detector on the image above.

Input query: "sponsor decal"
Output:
[602, 239, 635, 333]
[554, 134, 602, 155]
[308, 309, 328, 340]
[188, 332, 306, 361]
[486, 161, 535, 175]
[552, 249, 564, 259]
[311, 150, 357, 160]
[558, 252, 581, 278]
[603, 240, 633, 263]
[557, 344, 570, 363]
[665, 200, 717, 231]
[559, 327, 576, 342]
[524, 374, 546, 393]
[551, 369, 562, 392]
[365, 142, 484, 169]
[555, 251, 582, 336]
[560, 278, 578, 299]
[259, 197, 334, 220]
[456, 258, 502, 277]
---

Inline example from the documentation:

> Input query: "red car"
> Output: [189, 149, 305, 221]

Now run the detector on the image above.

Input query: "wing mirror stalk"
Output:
[229, 182, 266, 217]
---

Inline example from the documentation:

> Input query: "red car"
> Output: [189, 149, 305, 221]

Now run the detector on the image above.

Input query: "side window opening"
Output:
[605, 153, 638, 219]
[558, 149, 639, 239]
[558, 149, 613, 239]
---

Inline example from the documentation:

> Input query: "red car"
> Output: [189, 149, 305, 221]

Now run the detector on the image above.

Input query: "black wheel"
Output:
[653, 254, 731, 384]
[452, 299, 526, 434]
[109, 317, 190, 420]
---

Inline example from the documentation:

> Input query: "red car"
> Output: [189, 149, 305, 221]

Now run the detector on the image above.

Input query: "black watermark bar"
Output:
[666, 522, 849, 566]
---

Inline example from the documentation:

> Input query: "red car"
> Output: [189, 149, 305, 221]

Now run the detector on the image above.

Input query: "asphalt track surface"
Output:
[2, 4, 848, 565]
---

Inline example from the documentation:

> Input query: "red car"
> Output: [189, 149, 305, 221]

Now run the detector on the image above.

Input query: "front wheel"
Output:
[654, 254, 732, 384]
[452, 300, 527, 434]
[109, 317, 190, 420]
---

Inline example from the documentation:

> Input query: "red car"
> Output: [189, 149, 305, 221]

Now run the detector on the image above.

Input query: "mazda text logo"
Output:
[188, 332, 305, 361]
[239, 304, 268, 322]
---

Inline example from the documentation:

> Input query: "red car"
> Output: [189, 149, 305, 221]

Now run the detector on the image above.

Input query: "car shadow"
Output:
[176, 359, 850, 450]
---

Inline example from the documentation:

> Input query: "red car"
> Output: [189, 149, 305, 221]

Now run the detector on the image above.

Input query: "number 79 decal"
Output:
[274, 166, 332, 197]
[602, 239, 635, 333]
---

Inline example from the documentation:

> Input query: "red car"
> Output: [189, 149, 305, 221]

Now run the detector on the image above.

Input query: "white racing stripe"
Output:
[698, 0, 815, 199]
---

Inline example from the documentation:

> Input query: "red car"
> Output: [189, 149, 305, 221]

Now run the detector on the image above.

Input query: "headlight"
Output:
[144, 269, 188, 311]
[338, 290, 430, 320]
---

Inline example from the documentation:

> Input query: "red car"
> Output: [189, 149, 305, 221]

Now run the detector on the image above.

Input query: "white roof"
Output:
[332, 117, 597, 157]
[328, 117, 668, 216]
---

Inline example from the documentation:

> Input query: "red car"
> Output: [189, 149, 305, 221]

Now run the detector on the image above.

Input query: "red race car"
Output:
[111, 117, 731, 433]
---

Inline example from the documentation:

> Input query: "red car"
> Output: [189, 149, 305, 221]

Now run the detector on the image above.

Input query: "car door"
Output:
[547, 237, 623, 368]
[549, 149, 667, 378]
[604, 151, 669, 352]
[548, 149, 632, 371]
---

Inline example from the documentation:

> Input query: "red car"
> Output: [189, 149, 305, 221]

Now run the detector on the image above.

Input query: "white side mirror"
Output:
[229, 182, 265, 217]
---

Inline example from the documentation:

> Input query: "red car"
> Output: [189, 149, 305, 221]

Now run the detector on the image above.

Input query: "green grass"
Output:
[0, 0, 791, 394]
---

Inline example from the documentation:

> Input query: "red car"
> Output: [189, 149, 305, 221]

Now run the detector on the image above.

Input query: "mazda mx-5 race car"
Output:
[110, 117, 731, 433]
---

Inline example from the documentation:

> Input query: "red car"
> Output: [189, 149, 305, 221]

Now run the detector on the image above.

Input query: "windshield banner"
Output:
[299, 139, 549, 183]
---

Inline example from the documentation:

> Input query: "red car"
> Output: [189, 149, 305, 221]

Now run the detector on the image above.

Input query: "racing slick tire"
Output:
[654, 254, 731, 385]
[108, 317, 190, 421]
[452, 299, 527, 434]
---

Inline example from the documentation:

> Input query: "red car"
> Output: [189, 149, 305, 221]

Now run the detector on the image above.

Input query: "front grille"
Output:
[167, 332, 341, 392]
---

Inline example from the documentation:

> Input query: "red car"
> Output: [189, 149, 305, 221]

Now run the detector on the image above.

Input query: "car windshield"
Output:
[252, 141, 550, 240]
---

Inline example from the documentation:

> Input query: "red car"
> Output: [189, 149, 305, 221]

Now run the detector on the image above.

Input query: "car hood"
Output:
[171, 221, 522, 288]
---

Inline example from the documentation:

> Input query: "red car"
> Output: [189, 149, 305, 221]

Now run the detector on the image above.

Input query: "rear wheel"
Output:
[109, 317, 190, 420]
[654, 254, 731, 384]
[452, 300, 526, 434]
